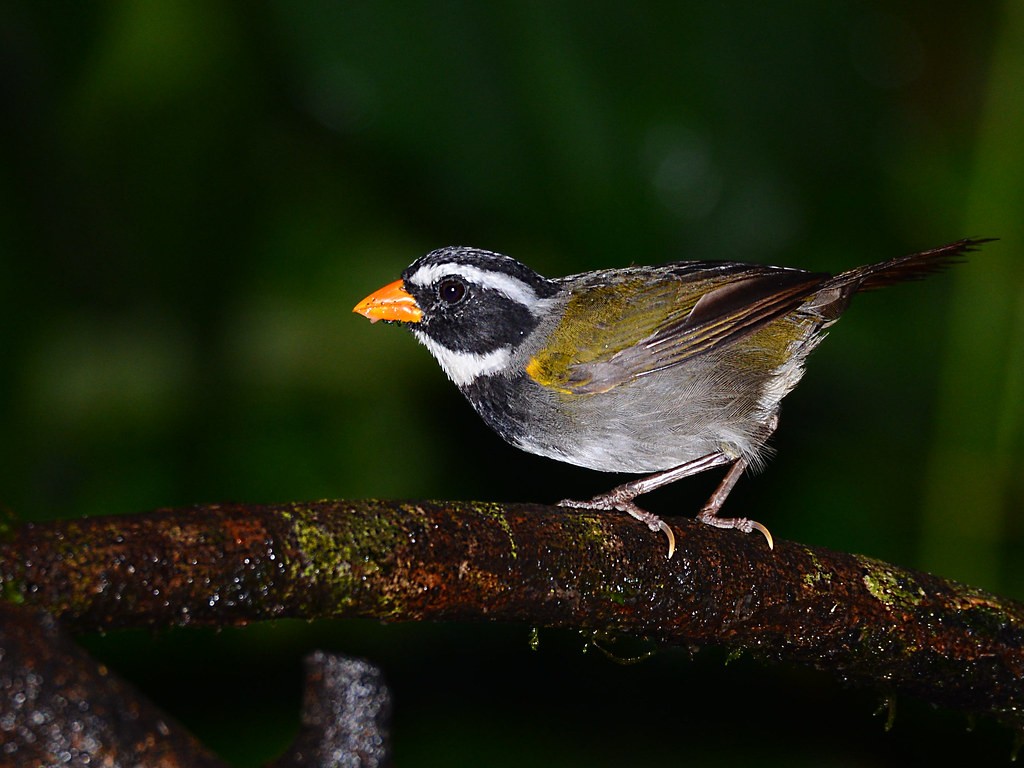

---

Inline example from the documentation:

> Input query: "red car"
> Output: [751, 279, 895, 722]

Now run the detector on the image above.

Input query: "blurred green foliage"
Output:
[1, 1, 1021, 765]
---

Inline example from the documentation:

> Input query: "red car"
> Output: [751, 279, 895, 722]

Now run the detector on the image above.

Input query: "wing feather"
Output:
[526, 265, 827, 395]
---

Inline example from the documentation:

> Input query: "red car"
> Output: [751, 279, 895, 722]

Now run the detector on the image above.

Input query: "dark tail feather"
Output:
[806, 238, 993, 321]
[838, 237, 994, 292]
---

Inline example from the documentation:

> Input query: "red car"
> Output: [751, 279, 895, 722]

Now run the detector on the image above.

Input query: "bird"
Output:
[353, 239, 985, 558]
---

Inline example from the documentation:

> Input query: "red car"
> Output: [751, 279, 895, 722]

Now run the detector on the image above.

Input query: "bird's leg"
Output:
[559, 434, 776, 556]
[600, 452, 734, 497]
[559, 452, 734, 559]
[695, 413, 778, 548]
[695, 457, 774, 550]
[694, 413, 777, 548]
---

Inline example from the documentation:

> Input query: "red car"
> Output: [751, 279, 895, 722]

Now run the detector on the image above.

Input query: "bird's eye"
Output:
[438, 278, 467, 305]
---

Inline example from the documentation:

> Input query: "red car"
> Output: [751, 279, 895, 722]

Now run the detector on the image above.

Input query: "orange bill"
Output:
[353, 279, 423, 323]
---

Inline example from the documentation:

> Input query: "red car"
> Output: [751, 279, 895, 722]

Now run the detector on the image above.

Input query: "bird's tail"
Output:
[804, 238, 991, 320]
[836, 237, 992, 292]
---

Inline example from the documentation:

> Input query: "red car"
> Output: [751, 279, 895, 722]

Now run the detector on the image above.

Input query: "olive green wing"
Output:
[525, 267, 827, 395]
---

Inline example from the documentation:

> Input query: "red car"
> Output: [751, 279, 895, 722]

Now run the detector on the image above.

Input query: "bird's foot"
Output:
[559, 493, 676, 560]
[696, 507, 774, 550]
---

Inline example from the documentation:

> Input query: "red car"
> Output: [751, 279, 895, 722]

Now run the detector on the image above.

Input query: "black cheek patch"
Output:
[466, 289, 537, 351]
[422, 288, 539, 355]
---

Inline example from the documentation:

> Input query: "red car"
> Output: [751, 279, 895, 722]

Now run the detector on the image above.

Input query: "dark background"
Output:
[2, 2, 1022, 765]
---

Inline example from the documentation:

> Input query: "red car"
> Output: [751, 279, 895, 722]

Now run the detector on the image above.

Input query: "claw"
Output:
[658, 520, 676, 560]
[750, 520, 774, 550]
[697, 509, 775, 551]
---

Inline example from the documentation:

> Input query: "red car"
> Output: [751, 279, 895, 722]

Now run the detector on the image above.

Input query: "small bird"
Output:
[354, 239, 984, 558]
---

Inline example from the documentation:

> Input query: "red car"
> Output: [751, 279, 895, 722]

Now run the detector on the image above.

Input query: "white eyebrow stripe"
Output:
[407, 263, 539, 308]
[412, 331, 512, 387]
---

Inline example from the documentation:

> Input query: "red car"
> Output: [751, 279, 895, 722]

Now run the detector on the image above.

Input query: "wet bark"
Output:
[2, 499, 1022, 748]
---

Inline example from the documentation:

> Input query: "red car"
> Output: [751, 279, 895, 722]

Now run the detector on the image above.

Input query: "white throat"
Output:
[412, 330, 511, 387]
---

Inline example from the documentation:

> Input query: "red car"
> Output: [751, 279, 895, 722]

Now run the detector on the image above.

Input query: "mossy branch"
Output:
[2, 499, 1023, 734]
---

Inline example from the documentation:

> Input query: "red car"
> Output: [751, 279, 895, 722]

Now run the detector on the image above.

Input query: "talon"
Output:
[658, 520, 676, 560]
[750, 520, 774, 550]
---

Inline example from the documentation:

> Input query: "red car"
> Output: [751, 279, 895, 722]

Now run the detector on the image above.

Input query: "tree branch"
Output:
[0, 600, 393, 767]
[0, 600, 227, 767]
[2, 499, 1022, 731]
